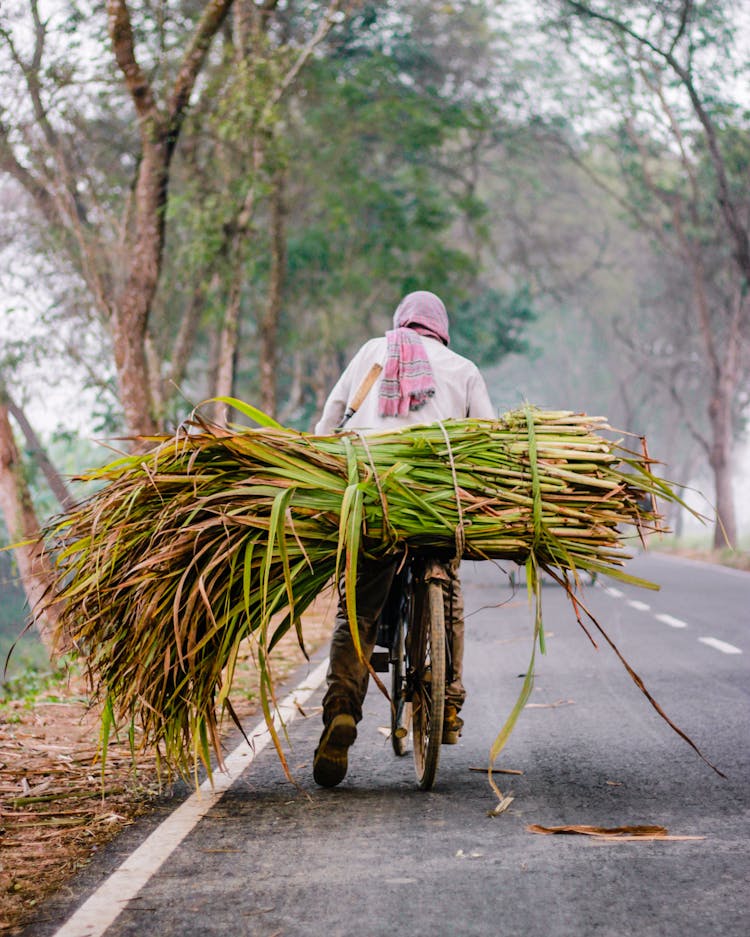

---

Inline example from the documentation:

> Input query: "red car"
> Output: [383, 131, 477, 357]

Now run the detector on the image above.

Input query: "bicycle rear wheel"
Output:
[411, 579, 445, 790]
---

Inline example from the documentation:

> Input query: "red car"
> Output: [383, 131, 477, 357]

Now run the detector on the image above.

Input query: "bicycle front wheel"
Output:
[412, 579, 445, 790]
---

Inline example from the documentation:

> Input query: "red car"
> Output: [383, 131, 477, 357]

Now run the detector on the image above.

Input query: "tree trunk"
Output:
[259, 167, 287, 417]
[107, 0, 236, 439]
[708, 381, 738, 549]
[684, 245, 740, 550]
[0, 404, 60, 655]
[278, 350, 304, 425]
[112, 140, 170, 438]
[1, 386, 74, 510]
[210, 126, 265, 426]
[213, 270, 243, 426]
[168, 285, 206, 396]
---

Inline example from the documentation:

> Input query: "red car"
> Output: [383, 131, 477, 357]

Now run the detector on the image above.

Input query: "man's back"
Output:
[315, 335, 494, 434]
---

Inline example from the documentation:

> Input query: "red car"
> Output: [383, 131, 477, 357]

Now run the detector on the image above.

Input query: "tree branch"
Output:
[2, 389, 75, 511]
[0, 6, 58, 159]
[553, 133, 674, 255]
[263, 0, 343, 116]
[0, 127, 59, 229]
[668, 0, 693, 56]
[563, 0, 750, 282]
[106, 0, 163, 134]
[167, 0, 236, 152]
[0, 401, 60, 654]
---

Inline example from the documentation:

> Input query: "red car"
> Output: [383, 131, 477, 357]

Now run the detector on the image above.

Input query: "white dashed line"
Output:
[655, 613, 688, 629]
[51, 657, 330, 937]
[602, 574, 744, 656]
[627, 600, 651, 612]
[698, 637, 742, 655]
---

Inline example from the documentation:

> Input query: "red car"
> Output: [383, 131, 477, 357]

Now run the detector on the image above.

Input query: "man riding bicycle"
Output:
[312, 290, 495, 787]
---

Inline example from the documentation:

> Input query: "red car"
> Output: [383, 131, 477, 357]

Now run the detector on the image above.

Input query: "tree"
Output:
[1, 381, 74, 511]
[547, 0, 750, 546]
[244, 0, 531, 426]
[0, 0, 347, 637]
[104, 0, 348, 427]
[451, 287, 536, 367]
[0, 398, 60, 654]
[0, 0, 240, 438]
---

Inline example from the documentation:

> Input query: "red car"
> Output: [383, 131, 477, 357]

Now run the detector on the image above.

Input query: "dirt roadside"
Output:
[655, 545, 750, 572]
[0, 591, 336, 935]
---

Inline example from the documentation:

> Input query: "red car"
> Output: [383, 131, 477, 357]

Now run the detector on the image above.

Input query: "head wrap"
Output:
[392, 290, 450, 345]
[378, 291, 449, 418]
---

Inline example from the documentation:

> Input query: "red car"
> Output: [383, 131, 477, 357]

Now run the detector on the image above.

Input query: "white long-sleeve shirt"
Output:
[315, 336, 495, 434]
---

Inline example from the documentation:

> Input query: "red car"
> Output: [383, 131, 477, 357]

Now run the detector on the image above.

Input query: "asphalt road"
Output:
[24, 553, 750, 937]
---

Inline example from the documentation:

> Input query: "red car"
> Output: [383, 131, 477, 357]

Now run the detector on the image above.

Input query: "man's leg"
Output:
[443, 562, 466, 744]
[314, 557, 397, 787]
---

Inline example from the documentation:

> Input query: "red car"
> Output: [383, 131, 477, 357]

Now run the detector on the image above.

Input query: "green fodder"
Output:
[42, 405, 702, 780]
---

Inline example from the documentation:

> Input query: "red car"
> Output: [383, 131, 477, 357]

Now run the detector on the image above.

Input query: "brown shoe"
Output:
[313, 714, 357, 787]
[442, 706, 464, 745]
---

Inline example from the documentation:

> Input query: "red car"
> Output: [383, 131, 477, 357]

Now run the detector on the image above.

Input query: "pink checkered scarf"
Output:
[378, 291, 450, 418]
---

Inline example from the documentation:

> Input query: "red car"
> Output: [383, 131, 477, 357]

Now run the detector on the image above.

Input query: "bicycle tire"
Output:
[412, 578, 445, 790]
[390, 614, 409, 757]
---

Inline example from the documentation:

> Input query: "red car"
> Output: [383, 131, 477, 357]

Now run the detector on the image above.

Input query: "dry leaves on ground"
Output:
[0, 592, 334, 935]
[527, 824, 705, 841]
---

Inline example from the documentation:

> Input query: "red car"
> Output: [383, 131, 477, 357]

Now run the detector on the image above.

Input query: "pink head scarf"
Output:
[378, 291, 450, 418]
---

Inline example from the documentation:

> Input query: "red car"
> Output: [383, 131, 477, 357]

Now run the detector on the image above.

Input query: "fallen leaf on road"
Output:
[486, 760, 516, 817]
[469, 766, 524, 776]
[527, 824, 704, 841]
[487, 795, 514, 818]
[241, 906, 275, 916]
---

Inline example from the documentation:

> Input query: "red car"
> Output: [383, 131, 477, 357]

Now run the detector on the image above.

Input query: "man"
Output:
[313, 290, 494, 787]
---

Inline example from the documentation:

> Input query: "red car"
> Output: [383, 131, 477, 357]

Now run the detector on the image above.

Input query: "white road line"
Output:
[627, 599, 651, 612]
[655, 613, 689, 629]
[51, 657, 330, 937]
[603, 572, 743, 655]
[698, 637, 743, 655]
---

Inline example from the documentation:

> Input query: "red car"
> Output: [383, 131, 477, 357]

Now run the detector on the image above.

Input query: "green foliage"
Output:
[257, 8, 525, 417]
[0, 547, 27, 620]
[0, 661, 71, 706]
[0, 548, 45, 681]
[451, 286, 538, 367]
[286, 47, 474, 295]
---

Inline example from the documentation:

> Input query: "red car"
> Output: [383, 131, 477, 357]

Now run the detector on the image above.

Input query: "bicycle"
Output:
[373, 552, 455, 790]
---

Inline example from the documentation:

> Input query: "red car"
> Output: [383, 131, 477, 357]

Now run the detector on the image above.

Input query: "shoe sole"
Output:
[313, 715, 357, 787]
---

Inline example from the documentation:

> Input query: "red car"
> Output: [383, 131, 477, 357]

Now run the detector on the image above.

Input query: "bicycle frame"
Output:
[374, 552, 456, 789]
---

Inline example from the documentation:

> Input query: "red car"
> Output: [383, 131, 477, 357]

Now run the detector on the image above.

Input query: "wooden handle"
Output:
[349, 362, 383, 413]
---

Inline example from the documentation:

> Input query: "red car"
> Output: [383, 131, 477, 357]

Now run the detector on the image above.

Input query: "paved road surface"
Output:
[24, 554, 750, 937]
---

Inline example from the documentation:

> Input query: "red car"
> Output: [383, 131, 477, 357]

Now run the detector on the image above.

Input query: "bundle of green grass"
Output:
[44, 403, 680, 778]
